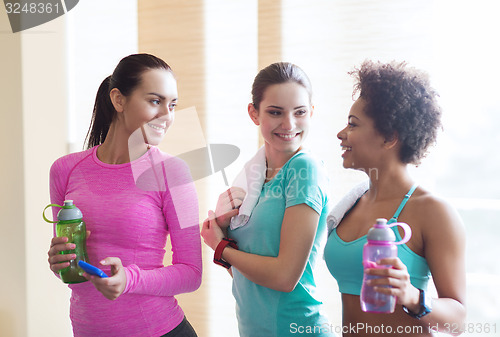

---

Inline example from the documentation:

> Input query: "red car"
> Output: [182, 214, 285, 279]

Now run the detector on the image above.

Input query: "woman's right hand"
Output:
[48, 230, 91, 275]
[47, 236, 76, 274]
[214, 187, 246, 228]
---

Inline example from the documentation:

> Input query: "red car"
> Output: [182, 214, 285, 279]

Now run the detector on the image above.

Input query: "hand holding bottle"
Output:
[48, 230, 91, 274]
[364, 256, 421, 313]
[44, 200, 89, 284]
[48, 236, 77, 273]
[360, 218, 412, 313]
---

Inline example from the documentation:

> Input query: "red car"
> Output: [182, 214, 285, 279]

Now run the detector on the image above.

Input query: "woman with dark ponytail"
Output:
[47, 53, 202, 337]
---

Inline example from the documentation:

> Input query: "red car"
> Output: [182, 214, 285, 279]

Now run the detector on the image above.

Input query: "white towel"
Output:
[327, 180, 370, 234]
[229, 146, 267, 230]
[229, 147, 311, 230]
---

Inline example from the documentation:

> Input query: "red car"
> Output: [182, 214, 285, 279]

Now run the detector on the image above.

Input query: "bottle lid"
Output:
[366, 218, 396, 242]
[57, 200, 83, 221]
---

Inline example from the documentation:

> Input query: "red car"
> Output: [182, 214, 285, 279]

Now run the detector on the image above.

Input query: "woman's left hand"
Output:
[201, 210, 225, 251]
[84, 257, 127, 301]
[365, 257, 420, 310]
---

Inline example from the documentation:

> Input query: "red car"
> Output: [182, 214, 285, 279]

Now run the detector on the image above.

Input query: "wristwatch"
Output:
[403, 288, 432, 319]
[213, 238, 238, 269]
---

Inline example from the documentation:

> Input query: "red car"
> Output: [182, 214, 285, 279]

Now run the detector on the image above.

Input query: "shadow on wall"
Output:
[0, 310, 16, 336]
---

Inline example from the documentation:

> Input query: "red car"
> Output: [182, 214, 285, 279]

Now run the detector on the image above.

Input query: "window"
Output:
[68, 1, 500, 335]
[202, 1, 500, 335]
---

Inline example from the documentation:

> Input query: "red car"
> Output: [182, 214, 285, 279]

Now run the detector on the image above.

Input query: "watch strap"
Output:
[402, 288, 432, 319]
[214, 238, 238, 269]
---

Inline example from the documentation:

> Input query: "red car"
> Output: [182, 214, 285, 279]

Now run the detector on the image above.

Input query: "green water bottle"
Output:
[43, 200, 88, 284]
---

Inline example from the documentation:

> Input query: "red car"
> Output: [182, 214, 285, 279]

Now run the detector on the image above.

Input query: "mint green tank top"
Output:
[324, 184, 430, 295]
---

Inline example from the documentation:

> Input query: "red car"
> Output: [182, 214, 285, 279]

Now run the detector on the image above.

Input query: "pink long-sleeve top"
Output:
[49, 145, 202, 337]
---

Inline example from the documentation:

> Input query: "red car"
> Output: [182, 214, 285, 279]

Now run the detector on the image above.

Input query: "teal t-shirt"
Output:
[228, 152, 334, 337]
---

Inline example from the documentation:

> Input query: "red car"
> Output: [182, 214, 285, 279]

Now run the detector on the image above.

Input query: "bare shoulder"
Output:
[411, 188, 465, 238]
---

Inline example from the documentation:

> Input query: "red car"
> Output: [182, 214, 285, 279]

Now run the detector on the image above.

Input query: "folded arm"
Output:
[203, 203, 319, 292]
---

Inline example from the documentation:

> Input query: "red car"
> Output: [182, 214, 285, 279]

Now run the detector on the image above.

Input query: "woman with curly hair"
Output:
[324, 60, 466, 336]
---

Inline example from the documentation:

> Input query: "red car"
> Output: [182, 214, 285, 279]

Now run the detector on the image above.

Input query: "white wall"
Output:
[203, 2, 259, 335]
[67, 0, 138, 152]
[0, 8, 27, 337]
[1, 9, 70, 337]
[0, 1, 137, 336]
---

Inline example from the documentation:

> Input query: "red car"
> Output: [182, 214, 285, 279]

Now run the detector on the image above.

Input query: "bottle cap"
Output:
[56, 200, 83, 221]
[367, 218, 412, 245]
[367, 218, 396, 242]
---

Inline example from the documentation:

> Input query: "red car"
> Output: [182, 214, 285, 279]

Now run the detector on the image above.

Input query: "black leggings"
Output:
[160, 317, 198, 337]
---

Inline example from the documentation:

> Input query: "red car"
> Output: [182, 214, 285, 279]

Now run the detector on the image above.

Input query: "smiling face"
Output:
[249, 81, 313, 159]
[116, 68, 178, 146]
[337, 97, 388, 170]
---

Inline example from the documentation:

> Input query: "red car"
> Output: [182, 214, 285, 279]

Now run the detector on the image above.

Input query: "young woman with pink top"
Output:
[47, 53, 202, 337]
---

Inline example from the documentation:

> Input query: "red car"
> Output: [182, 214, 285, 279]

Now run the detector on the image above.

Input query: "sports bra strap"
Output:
[390, 183, 419, 222]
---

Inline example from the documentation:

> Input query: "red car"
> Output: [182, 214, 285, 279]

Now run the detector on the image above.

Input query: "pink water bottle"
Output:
[360, 218, 412, 313]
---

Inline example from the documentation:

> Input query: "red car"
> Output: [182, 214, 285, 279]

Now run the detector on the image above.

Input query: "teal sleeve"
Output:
[284, 154, 329, 215]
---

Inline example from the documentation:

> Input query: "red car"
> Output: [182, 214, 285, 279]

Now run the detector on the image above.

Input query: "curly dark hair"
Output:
[350, 60, 442, 164]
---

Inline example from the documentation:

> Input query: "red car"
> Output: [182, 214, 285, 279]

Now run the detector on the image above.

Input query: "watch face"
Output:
[403, 289, 432, 319]
[418, 307, 431, 319]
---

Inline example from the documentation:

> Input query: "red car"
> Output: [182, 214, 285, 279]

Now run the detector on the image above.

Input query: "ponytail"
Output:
[85, 76, 115, 149]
